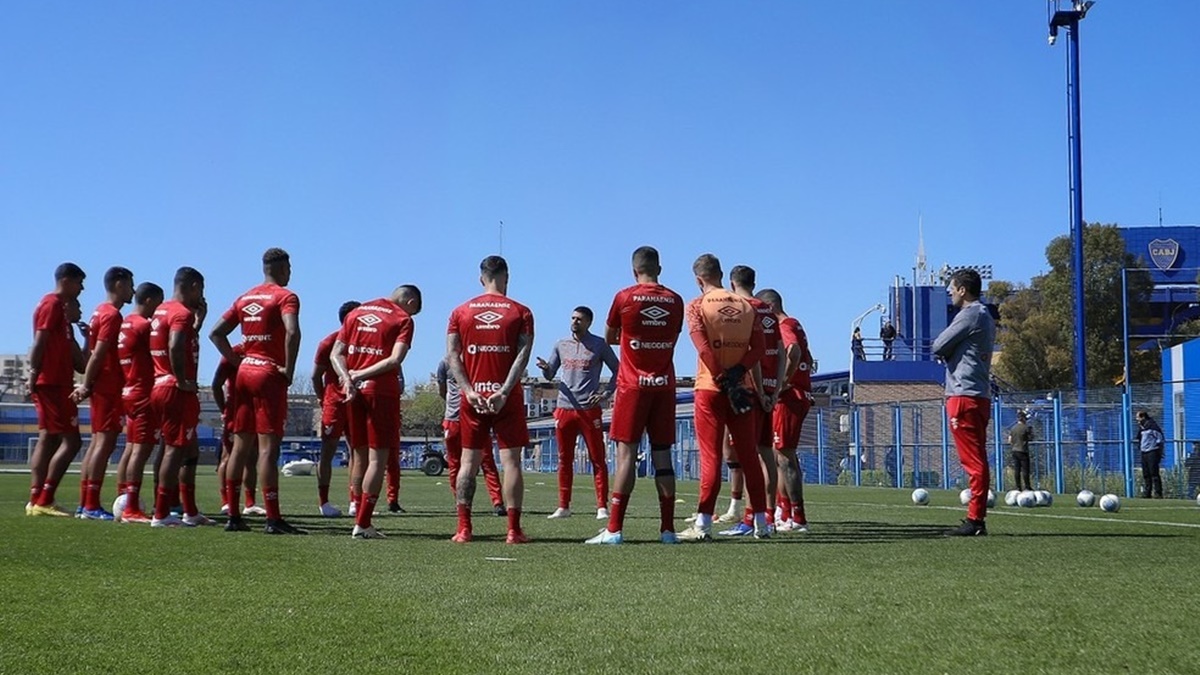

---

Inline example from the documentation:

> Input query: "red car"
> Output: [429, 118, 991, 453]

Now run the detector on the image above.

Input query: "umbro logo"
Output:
[474, 311, 503, 325]
[762, 317, 776, 329]
[150, 319, 160, 330]
[243, 302, 264, 316]
[357, 314, 382, 327]
[640, 306, 670, 321]
[717, 306, 741, 319]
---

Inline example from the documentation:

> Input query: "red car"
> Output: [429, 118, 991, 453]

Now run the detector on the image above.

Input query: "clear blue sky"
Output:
[3, 2, 1198, 386]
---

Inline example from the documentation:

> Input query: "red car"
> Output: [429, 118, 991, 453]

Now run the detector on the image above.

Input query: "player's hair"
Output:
[395, 284, 422, 311]
[692, 253, 722, 282]
[573, 306, 594, 322]
[631, 246, 661, 275]
[338, 301, 362, 324]
[755, 288, 783, 311]
[135, 282, 164, 305]
[1017, 410, 1027, 421]
[480, 256, 508, 280]
[729, 265, 756, 290]
[262, 247, 290, 266]
[174, 266, 204, 289]
[950, 268, 982, 299]
[54, 262, 86, 281]
[103, 266, 133, 292]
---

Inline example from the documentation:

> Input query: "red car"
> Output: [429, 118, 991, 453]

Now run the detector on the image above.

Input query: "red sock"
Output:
[37, 481, 58, 507]
[507, 507, 522, 533]
[350, 488, 362, 506]
[356, 493, 377, 528]
[456, 503, 472, 534]
[127, 482, 142, 513]
[179, 483, 197, 517]
[742, 507, 754, 526]
[318, 484, 330, 505]
[659, 495, 675, 533]
[85, 479, 102, 511]
[117, 481, 128, 498]
[153, 486, 171, 520]
[779, 497, 792, 520]
[263, 485, 281, 520]
[607, 492, 628, 534]
[79, 478, 90, 509]
[792, 503, 807, 525]
[226, 480, 242, 514]
[29, 485, 42, 505]
[244, 488, 256, 507]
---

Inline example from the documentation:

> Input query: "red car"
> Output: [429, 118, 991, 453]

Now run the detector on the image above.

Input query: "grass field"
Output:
[2, 469, 1199, 674]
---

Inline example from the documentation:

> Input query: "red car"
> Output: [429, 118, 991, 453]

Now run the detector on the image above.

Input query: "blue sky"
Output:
[3, 2, 1198, 387]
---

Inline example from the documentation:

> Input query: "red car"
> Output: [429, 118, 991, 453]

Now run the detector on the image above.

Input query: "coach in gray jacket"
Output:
[931, 268, 995, 536]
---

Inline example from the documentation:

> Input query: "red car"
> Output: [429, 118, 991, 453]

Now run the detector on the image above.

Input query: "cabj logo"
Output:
[1149, 238, 1180, 271]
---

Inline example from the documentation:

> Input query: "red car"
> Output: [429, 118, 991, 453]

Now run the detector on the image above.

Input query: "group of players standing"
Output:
[23, 245, 815, 543]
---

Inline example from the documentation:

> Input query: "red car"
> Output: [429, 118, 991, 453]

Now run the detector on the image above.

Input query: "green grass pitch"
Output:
[2, 470, 1198, 674]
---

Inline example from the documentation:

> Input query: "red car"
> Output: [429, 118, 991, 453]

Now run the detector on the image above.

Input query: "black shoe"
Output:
[388, 501, 405, 514]
[946, 519, 987, 537]
[224, 517, 251, 532]
[265, 518, 308, 535]
[493, 504, 507, 517]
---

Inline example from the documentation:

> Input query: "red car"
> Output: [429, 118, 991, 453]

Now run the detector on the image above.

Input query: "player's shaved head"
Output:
[756, 288, 784, 312]
[174, 266, 204, 290]
[729, 265, 755, 291]
[631, 246, 661, 276]
[692, 253, 722, 283]
[338, 300, 362, 324]
[103, 266, 134, 292]
[480, 256, 508, 281]
[392, 284, 423, 315]
[135, 282, 164, 305]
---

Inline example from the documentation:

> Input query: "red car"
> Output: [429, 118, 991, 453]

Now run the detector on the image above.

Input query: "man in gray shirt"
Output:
[436, 358, 505, 515]
[931, 268, 995, 536]
[536, 306, 620, 519]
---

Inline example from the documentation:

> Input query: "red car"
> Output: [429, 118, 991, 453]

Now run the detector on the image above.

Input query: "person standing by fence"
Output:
[1008, 411, 1033, 491]
[1136, 411, 1164, 499]
[931, 269, 995, 537]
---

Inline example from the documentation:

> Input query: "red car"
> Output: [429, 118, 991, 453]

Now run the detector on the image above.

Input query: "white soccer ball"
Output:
[1099, 494, 1121, 512]
[1196, 494, 1200, 508]
[1017, 490, 1037, 508]
[911, 488, 930, 506]
[1004, 489, 1019, 507]
[1039, 490, 1053, 507]
[1076, 490, 1095, 507]
[112, 493, 146, 515]
[959, 488, 972, 505]
[281, 459, 316, 477]
[986, 490, 996, 508]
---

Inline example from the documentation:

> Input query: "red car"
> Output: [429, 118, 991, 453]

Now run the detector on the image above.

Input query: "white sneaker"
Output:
[584, 529, 622, 545]
[151, 515, 184, 528]
[794, 523, 810, 534]
[716, 499, 743, 524]
[348, 502, 358, 517]
[319, 502, 343, 518]
[596, 507, 609, 520]
[753, 518, 773, 539]
[220, 503, 230, 515]
[547, 507, 572, 519]
[182, 513, 217, 527]
[242, 505, 267, 516]
[352, 525, 386, 539]
[774, 505, 784, 522]
[775, 520, 796, 533]
[684, 512, 699, 524]
[677, 525, 712, 542]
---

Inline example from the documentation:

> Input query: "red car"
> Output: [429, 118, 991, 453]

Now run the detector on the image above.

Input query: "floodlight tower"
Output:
[1049, 0, 1095, 393]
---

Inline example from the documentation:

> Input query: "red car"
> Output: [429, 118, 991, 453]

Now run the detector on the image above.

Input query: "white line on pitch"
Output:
[842, 501, 1200, 530]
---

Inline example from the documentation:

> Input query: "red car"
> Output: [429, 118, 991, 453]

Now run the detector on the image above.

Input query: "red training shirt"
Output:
[337, 298, 414, 398]
[32, 293, 73, 387]
[119, 314, 154, 400]
[220, 283, 299, 372]
[606, 283, 683, 390]
[447, 293, 534, 398]
[150, 300, 199, 385]
[778, 316, 813, 393]
[88, 302, 125, 394]
[313, 330, 341, 405]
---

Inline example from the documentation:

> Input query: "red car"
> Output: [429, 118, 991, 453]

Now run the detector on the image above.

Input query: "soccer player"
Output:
[714, 265, 783, 536]
[677, 253, 768, 542]
[72, 266, 135, 520]
[330, 285, 422, 539]
[312, 301, 361, 517]
[536, 306, 619, 520]
[446, 256, 534, 544]
[931, 268, 995, 536]
[212, 343, 262, 516]
[148, 266, 212, 528]
[586, 246, 683, 545]
[114, 282, 163, 523]
[759, 287, 814, 532]
[27, 263, 87, 517]
[211, 248, 302, 535]
[436, 357, 505, 514]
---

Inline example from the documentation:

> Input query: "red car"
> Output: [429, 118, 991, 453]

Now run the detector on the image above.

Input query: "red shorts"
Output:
[443, 419, 462, 456]
[89, 390, 124, 433]
[32, 385, 79, 435]
[346, 392, 401, 452]
[609, 386, 675, 447]
[150, 385, 200, 448]
[123, 396, 160, 445]
[231, 364, 288, 436]
[773, 389, 812, 451]
[460, 396, 529, 451]
[321, 396, 347, 439]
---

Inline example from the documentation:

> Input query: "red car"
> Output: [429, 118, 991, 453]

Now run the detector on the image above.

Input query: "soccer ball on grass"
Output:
[1099, 494, 1121, 512]
[911, 488, 930, 506]
[1076, 490, 1095, 507]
